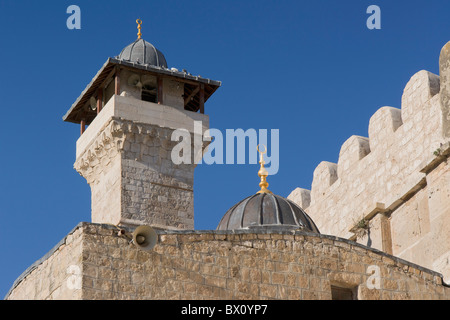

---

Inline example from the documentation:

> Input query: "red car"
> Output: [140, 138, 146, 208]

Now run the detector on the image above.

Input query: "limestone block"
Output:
[426, 161, 450, 222]
[337, 135, 370, 179]
[429, 209, 450, 269]
[368, 107, 402, 151]
[433, 250, 450, 284]
[390, 188, 431, 258]
[76, 97, 116, 159]
[111, 95, 209, 134]
[401, 70, 439, 125]
[355, 213, 390, 253]
[287, 188, 311, 209]
[439, 41, 450, 138]
[310, 161, 337, 204]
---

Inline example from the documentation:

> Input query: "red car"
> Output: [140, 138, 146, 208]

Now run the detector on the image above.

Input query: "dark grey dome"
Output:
[217, 193, 320, 233]
[117, 39, 168, 68]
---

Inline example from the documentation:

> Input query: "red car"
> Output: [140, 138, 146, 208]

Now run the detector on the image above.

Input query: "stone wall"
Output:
[288, 44, 450, 282]
[5, 225, 84, 300]
[6, 223, 450, 300]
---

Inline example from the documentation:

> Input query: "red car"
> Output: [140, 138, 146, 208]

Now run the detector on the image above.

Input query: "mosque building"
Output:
[5, 20, 450, 300]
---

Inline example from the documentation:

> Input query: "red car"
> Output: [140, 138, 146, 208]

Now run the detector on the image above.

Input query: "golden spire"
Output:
[256, 145, 272, 194]
[136, 19, 142, 39]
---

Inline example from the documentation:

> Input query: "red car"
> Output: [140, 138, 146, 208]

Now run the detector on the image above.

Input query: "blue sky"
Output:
[1, 0, 450, 298]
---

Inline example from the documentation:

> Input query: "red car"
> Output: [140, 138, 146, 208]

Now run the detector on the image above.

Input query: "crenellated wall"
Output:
[289, 42, 450, 282]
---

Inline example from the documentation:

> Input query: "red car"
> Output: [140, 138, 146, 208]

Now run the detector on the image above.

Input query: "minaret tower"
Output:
[63, 20, 221, 229]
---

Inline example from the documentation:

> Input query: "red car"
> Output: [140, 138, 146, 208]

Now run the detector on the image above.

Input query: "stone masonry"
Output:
[74, 94, 209, 230]
[5, 223, 450, 300]
[288, 42, 450, 282]
[6, 35, 450, 301]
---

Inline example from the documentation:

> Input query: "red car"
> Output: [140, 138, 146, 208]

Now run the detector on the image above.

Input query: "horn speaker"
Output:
[132, 225, 157, 251]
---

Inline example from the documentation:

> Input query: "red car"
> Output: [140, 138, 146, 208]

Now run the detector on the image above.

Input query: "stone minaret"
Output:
[63, 21, 221, 229]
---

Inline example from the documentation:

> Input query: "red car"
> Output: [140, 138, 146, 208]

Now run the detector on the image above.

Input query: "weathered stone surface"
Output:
[5, 224, 450, 300]
[439, 42, 450, 138]
[289, 46, 450, 280]
[287, 188, 311, 209]
[74, 95, 209, 230]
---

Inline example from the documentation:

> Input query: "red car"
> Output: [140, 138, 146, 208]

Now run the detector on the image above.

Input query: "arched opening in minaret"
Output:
[141, 83, 157, 103]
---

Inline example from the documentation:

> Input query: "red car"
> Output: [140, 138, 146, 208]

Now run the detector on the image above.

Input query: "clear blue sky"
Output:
[1, 0, 450, 298]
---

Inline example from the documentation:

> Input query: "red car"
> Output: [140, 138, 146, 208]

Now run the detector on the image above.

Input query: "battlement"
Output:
[289, 43, 450, 282]
[296, 70, 443, 237]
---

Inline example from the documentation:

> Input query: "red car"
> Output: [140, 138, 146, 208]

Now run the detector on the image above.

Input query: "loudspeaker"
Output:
[132, 225, 158, 251]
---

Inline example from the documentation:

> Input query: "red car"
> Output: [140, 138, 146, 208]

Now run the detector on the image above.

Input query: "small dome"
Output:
[217, 193, 320, 233]
[117, 39, 168, 68]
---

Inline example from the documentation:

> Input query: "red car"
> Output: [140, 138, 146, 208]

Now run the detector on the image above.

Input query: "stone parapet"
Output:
[5, 223, 450, 300]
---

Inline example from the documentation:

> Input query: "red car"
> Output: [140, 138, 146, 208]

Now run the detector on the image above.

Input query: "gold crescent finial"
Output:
[257, 144, 267, 155]
[136, 19, 142, 39]
[256, 144, 272, 194]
